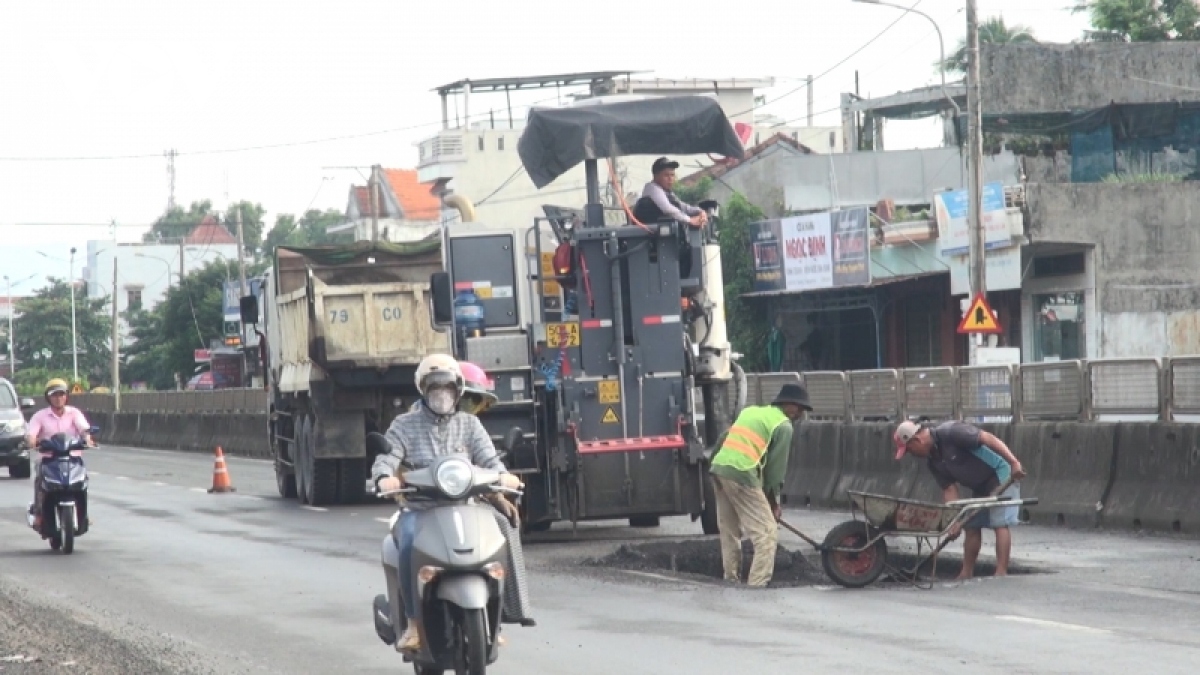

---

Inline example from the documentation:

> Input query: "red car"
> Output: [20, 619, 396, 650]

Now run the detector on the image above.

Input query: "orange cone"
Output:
[207, 446, 236, 493]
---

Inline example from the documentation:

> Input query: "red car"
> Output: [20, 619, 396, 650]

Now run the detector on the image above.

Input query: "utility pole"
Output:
[966, 0, 987, 363]
[165, 149, 178, 212]
[178, 241, 186, 285]
[111, 259, 120, 411]
[4, 276, 13, 379]
[369, 165, 380, 242]
[69, 247, 79, 385]
[234, 207, 249, 385]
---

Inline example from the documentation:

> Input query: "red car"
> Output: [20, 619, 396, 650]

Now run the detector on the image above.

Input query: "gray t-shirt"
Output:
[927, 421, 1009, 495]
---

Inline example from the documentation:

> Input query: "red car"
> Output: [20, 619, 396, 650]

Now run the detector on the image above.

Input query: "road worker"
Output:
[709, 383, 812, 587]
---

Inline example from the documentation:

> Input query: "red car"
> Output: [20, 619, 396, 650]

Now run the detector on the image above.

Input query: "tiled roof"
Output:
[680, 133, 813, 186]
[185, 216, 238, 245]
[383, 169, 441, 221]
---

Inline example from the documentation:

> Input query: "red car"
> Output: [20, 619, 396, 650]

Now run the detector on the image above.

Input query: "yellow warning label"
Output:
[598, 380, 620, 404]
[540, 252, 561, 296]
[601, 407, 619, 424]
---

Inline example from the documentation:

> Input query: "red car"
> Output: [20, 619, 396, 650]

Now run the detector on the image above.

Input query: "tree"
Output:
[13, 279, 111, 388]
[225, 200, 267, 256]
[939, 17, 1037, 73]
[262, 208, 346, 254]
[144, 200, 213, 243]
[123, 261, 234, 389]
[1074, 0, 1200, 41]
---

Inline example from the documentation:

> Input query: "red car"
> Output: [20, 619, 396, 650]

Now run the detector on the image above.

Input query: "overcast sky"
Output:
[0, 0, 1090, 295]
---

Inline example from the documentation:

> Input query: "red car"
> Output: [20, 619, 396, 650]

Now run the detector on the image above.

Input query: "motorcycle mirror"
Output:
[19, 398, 36, 410]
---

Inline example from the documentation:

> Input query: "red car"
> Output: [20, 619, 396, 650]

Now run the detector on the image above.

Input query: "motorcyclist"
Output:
[372, 354, 522, 653]
[24, 378, 94, 532]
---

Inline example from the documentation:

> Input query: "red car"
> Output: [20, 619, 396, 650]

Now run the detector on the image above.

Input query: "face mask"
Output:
[426, 389, 457, 416]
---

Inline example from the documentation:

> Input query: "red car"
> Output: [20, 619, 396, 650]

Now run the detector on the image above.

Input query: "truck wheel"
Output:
[309, 459, 339, 507]
[275, 459, 297, 499]
[336, 458, 366, 505]
[296, 416, 313, 504]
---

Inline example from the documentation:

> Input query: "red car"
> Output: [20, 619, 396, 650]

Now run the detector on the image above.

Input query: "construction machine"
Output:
[430, 95, 748, 533]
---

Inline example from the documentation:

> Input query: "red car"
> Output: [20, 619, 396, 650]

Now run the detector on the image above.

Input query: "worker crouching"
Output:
[709, 384, 813, 587]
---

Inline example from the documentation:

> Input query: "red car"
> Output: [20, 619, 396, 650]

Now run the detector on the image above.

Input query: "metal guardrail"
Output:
[65, 356, 1200, 423]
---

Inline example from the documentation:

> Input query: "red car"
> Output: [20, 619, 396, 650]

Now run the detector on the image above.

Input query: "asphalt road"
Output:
[0, 444, 1197, 674]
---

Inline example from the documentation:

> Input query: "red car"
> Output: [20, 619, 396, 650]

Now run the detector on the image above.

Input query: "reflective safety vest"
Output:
[711, 405, 790, 474]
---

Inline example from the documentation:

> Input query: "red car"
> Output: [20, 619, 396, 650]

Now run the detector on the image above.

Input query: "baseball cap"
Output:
[893, 420, 921, 460]
[651, 157, 679, 174]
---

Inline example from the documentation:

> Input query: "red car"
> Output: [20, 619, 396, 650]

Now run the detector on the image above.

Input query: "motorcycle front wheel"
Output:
[456, 607, 488, 675]
[58, 504, 75, 555]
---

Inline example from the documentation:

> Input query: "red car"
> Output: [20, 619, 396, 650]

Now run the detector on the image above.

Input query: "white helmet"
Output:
[415, 353, 464, 396]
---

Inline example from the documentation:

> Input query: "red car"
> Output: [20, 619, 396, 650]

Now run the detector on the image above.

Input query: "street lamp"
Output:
[69, 247, 79, 385]
[851, 0, 962, 118]
[2, 273, 36, 378]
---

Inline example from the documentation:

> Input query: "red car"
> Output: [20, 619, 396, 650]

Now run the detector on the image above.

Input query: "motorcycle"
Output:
[369, 434, 516, 675]
[27, 429, 96, 554]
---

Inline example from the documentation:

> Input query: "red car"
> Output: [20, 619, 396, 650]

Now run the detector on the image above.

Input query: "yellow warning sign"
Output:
[601, 407, 619, 424]
[71, 383, 83, 394]
[598, 380, 621, 404]
[957, 293, 1003, 335]
[540, 253, 561, 296]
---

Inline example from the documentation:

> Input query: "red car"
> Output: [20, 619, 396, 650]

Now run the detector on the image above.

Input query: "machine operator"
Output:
[633, 156, 709, 228]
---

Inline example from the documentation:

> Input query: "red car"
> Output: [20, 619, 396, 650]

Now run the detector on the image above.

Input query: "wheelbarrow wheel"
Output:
[821, 520, 887, 589]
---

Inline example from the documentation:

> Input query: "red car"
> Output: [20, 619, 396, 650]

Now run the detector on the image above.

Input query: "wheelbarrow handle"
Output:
[778, 518, 825, 550]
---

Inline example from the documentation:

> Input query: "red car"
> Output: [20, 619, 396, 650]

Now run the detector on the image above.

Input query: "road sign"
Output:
[70, 383, 83, 394]
[957, 293, 1003, 335]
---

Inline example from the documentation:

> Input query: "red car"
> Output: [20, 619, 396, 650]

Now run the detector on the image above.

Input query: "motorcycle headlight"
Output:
[434, 458, 474, 499]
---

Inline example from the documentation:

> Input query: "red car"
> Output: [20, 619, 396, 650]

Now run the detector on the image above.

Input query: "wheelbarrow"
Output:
[779, 480, 1039, 589]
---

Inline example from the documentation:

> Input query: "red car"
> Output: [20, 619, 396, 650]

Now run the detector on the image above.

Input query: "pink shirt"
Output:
[28, 406, 91, 444]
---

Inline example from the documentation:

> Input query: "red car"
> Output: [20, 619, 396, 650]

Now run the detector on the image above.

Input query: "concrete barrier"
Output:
[1015, 422, 1116, 529]
[830, 423, 920, 507]
[1104, 423, 1200, 534]
[82, 411, 270, 461]
[782, 422, 842, 508]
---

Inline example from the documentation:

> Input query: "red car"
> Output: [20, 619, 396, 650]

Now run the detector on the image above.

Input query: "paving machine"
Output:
[430, 95, 747, 533]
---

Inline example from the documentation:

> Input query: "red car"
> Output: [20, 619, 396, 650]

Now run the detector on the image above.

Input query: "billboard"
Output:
[752, 206, 871, 293]
[934, 182, 1012, 256]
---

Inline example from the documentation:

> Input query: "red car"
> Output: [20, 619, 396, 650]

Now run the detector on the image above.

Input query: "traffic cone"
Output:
[207, 446, 236, 493]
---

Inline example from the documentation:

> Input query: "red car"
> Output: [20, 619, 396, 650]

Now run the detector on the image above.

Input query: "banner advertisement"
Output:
[935, 182, 1012, 256]
[751, 206, 872, 293]
[949, 245, 1024, 295]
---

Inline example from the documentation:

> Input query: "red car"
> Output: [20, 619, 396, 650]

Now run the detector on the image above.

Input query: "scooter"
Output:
[369, 435, 515, 675]
[27, 428, 96, 555]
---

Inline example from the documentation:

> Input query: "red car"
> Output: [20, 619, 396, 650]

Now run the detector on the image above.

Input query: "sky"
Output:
[0, 0, 1092, 296]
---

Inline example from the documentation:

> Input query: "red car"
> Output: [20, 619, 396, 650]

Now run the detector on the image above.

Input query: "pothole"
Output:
[585, 539, 1049, 588]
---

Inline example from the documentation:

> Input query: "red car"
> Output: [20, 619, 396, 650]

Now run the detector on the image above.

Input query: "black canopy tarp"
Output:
[517, 96, 746, 188]
[277, 236, 441, 266]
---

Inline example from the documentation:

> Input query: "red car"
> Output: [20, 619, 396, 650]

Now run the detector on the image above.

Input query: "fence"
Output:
[736, 356, 1200, 423]
[62, 356, 1200, 423]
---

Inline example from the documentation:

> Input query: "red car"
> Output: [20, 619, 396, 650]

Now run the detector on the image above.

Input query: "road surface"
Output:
[0, 444, 1197, 673]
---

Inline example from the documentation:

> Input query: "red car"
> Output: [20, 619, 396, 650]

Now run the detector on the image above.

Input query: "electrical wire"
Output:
[725, 0, 927, 121]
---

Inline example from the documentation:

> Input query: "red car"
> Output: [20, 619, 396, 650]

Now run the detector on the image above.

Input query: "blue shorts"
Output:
[965, 483, 1021, 530]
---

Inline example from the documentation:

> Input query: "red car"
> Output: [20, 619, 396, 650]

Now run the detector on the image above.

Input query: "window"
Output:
[497, 136, 505, 151]
[1033, 253, 1085, 278]
[1033, 292, 1085, 361]
[478, 136, 484, 151]
[903, 294, 942, 367]
[126, 288, 142, 311]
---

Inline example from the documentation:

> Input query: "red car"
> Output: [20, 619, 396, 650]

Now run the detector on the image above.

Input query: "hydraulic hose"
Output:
[732, 360, 747, 418]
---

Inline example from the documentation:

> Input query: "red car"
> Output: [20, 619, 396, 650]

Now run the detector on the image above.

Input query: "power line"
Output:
[729, 0, 926, 121]
[0, 94, 571, 163]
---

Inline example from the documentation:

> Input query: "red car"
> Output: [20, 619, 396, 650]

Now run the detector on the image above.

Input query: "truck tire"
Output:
[275, 458, 297, 499]
[337, 458, 366, 505]
[8, 459, 31, 480]
[309, 459, 339, 507]
[295, 416, 313, 504]
[700, 473, 720, 535]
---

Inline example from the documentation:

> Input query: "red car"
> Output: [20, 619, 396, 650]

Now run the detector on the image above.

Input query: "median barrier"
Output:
[831, 423, 921, 507]
[782, 422, 842, 508]
[1104, 423, 1200, 534]
[1014, 422, 1115, 528]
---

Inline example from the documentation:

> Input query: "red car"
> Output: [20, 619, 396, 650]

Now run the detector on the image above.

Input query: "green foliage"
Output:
[226, 200, 267, 256]
[13, 279, 111, 388]
[144, 200, 214, 243]
[1075, 0, 1200, 41]
[123, 261, 233, 390]
[12, 368, 87, 398]
[939, 17, 1037, 73]
[262, 208, 346, 254]
[675, 177, 713, 206]
[717, 193, 770, 373]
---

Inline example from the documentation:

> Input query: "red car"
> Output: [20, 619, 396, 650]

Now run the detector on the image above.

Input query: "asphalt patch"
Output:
[586, 538, 1046, 588]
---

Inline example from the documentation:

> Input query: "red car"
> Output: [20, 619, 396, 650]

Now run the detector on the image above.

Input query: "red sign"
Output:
[194, 349, 211, 363]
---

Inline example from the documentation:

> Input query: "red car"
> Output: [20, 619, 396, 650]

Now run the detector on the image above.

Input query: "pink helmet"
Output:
[458, 361, 498, 414]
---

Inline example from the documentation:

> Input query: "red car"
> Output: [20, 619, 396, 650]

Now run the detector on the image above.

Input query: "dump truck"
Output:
[250, 239, 450, 506]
